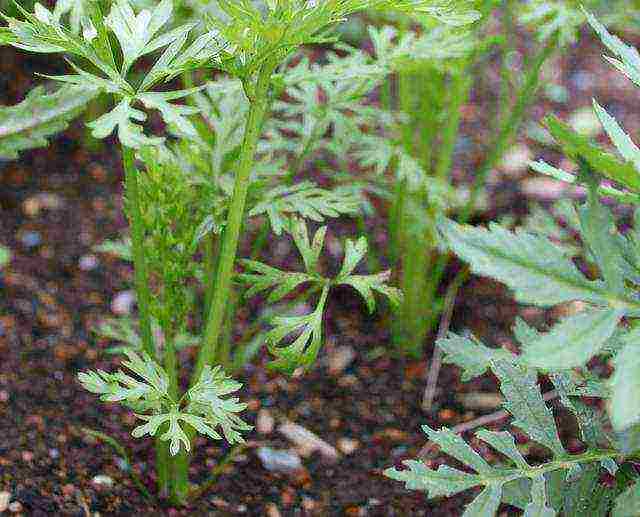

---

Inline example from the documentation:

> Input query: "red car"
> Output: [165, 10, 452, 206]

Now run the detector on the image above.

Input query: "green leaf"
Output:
[336, 270, 402, 313]
[584, 9, 640, 88]
[593, 100, 640, 173]
[524, 476, 556, 517]
[520, 308, 623, 370]
[613, 480, 640, 517]
[105, 0, 173, 72]
[475, 430, 529, 470]
[186, 365, 252, 445]
[438, 218, 609, 307]
[287, 217, 327, 275]
[248, 181, 361, 236]
[0, 85, 98, 159]
[491, 360, 565, 456]
[0, 246, 10, 268]
[544, 115, 640, 193]
[266, 285, 330, 373]
[423, 425, 492, 474]
[87, 98, 163, 149]
[137, 88, 202, 140]
[437, 332, 515, 381]
[609, 332, 640, 431]
[239, 260, 315, 303]
[384, 461, 481, 498]
[463, 485, 502, 517]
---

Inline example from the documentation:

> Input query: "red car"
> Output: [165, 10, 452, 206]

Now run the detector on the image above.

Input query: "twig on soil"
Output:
[189, 443, 248, 502]
[82, 428, 154, 502]
[421, 271, 466, 412]
[417, 389, 559, 460]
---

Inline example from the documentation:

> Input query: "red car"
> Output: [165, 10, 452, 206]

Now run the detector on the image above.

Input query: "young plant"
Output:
[386, 11, 640, 514]
[1, 0, 479, 505]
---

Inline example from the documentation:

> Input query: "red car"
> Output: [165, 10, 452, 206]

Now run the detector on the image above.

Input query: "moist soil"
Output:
[1, 28, 638, 516]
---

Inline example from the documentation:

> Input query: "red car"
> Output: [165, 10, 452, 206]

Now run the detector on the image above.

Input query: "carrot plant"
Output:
[369, 0, 639, 359]
[387, 11, 640, 514]
[0, 0, 480, 505]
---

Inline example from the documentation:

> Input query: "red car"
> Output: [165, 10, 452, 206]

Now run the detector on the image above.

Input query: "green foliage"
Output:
[79, 350, 250, 456]
[386, 358, 623, 515]
[0, 85, 98, 159]
[240, 217, 401, 372]
[388, 12, 640, 514]
[0, 245, 10, 267]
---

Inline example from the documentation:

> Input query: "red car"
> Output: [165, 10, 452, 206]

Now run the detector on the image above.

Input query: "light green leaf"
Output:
[491, 360, 565, 456]
[0, 246, 10, 267]
[544, 115, 640, 193]
[287, 217, 327, 275]
[437, 332, 515, 381]
[384, 461, 481, 498]
[609, 333, 640, 431]
[337, 270, 402, 313]
[463, 485, 502, 517]
[584, 10, 640, 88]
[265, 285, 329, 373]
[593, 100, 640, 173]
[475, 430, 529, 470]
[438, 218, 608, 307]
[524, 476, 556, 517]
[137, 88, 202, 139]
[613, 480, 640, 517]
[0, 85, 98, 159]
[423, 425, 492, 474]
[520, 308, 623, 370]
[239, 260, 315, 303]
[87, 98, 163, 148]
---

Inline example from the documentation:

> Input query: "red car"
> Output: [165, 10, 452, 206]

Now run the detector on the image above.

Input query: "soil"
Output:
[1, 26, 639, 517]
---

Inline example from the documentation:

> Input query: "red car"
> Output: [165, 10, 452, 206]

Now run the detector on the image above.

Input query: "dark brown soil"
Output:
[1, 27, 639, 516]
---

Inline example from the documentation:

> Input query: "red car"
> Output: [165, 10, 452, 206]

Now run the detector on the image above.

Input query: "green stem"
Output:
[122, 145, 155, 358]
[460, 34, 558, 223]
[192, 59, 277, 384]
[434, 71, 472, 182]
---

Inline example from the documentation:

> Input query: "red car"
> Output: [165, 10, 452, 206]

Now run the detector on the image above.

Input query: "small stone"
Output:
[20, 231, 41, 248]
[301, 497, 319, 511]
[92, 475, 114, 487]
[111, 290, 135, 315]
[21, 451, 34, 462]
[48, 448, 59, 459]
[62, 484, 76, 498]
[265, 503, 282, 517]
[500, 144, 532, 175]
[327, 346, 356, 375]
[337, 437, 360, 455]
[521, 177, 567, 200]
[0, 492, 10, 512]
[8, 501, 22, 513]
[256, 447, 302, 473]
[256, 409, 274, 435]
[79, 254, 99, 271]
[456, 392, 504, 410]
[569, 106, 602, 137]
[278, 421, 339, 460]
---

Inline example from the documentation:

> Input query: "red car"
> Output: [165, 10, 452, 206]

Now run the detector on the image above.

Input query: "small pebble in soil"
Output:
[111, 290, 135, 315]
[278, 421, 339, 460]
[20, 231, 42, 248]
[256, 447, 302, 473]
[256, 409, 275, 435]
[265, 503, 282, 517]
[91, 474, 114, 487]
[337, 437, 360, 455]
[8, 501, 22, 513]
[0, 492, 10, 512]
[78, 254, 99, 271]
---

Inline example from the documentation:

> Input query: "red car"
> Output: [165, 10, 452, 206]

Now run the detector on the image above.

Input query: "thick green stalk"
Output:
[422, 35, 559, 321]
[122, 145, 170, 493]
[122, 146, 155, 357]
[434, 71, 472, 181]
[192, 59, 276, 383]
